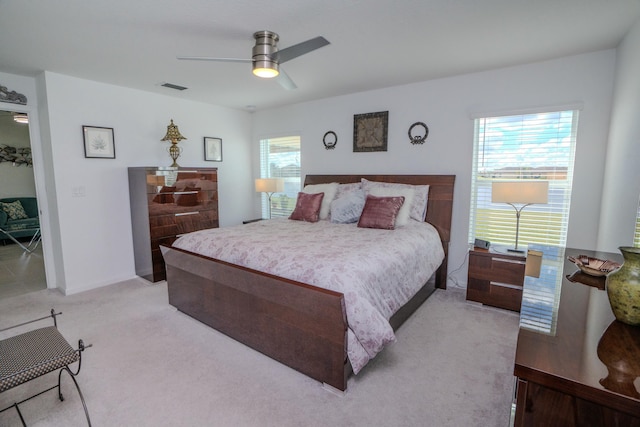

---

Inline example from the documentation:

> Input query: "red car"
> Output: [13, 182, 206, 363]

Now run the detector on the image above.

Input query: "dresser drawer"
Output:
[468, 253, 525, 286]
[467, 278, 523, 311]
[149, 210, 218, 238]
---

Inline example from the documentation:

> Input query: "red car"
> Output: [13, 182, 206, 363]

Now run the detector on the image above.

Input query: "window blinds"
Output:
[259, 135, 301, 218]
[468, 110, 579, 248]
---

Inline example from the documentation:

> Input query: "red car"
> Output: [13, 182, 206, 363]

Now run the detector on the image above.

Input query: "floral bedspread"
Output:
[172, 218, 444, 373]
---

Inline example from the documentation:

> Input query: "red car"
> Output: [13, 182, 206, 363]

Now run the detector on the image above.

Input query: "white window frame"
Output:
[468, 109, 579, 249]
[259, 135, 301, 218]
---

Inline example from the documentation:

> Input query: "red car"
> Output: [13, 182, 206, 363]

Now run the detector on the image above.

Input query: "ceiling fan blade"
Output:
[276, 68, 297, 90]
[176, 56, 253, 63]
[276, 36, 329, 64]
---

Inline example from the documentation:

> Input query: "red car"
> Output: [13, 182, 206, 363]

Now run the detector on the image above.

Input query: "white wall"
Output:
[598, 19, 640, 252]
[34, 72, 253, 294]
[252, 50, 617, 287]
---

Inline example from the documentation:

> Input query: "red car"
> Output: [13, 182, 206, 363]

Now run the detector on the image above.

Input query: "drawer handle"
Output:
[175, 211, 199, 217]
[493, 257, 525, 265]
[174, 191, 199, 195]
[489, 281, 523, 290]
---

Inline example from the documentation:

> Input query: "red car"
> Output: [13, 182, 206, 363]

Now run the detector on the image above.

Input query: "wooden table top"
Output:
[514, 246, 640, 417]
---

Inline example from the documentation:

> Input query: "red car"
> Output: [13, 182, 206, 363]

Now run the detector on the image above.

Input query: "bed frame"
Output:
[161, 174, 455, 391]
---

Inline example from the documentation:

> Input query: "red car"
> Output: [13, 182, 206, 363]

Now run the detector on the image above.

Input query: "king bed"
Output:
[161, 174, 455, 391]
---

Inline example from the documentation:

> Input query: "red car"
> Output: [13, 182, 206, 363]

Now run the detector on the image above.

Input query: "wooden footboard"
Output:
[161, 245, 349, 391]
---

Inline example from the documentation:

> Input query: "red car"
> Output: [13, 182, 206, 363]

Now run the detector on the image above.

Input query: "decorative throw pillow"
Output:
[0, 200, 29, 220]
[152, 186, 176, 204]
[302, 182, 339, 220]
[330, 189, 366, 224]
[368, 186, 414, 227]
[335, 182, 362, 199]
[289, 192, 324, 223]
[357, 195, 405, 230]
[361, 179, 430, 221]
[175, 186, 200, 206]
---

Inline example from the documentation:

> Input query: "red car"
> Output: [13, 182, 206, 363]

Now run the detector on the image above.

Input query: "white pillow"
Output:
[335, 182, 362, 199]
[368, 186, 414, 226]
[303, 182, 339, 220]
[361, 179, 429, 221]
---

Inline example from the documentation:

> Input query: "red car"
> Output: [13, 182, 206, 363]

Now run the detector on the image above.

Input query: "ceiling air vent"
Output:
[160, 82, 188, 91]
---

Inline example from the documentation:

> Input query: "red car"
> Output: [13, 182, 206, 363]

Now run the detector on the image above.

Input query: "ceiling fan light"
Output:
[253, 66, 279, 78]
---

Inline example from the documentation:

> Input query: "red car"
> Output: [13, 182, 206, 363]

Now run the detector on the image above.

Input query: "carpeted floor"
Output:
[0, 279, 519, 426]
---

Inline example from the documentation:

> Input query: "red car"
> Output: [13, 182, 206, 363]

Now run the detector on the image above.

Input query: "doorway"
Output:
[0, 110, 47, 298]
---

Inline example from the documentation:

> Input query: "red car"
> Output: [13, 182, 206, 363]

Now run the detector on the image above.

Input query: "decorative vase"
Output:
[606, 246, 640, 326]
[597, 320, 640, 399]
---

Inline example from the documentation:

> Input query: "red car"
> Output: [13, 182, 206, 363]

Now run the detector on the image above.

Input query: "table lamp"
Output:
[255, 178, 285, 218]
[160, 119, 186, 167]
[492, 180, 549, 253]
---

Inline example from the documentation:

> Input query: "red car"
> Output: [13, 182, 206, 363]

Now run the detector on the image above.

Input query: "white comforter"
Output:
[172, 218, 444, 373]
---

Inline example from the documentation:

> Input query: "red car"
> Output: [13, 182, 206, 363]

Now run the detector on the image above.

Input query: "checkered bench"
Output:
[0, 310, 91, 426]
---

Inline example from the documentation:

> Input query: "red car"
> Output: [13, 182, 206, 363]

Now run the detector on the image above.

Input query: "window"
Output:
[259, 135, 301, 218]
[634, 196, 640, 247]
[468, 110, 579, 248]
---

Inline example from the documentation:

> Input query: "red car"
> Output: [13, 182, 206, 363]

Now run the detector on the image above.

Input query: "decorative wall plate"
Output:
[323, 131, 337, 149]
[409, 122, 429, 144]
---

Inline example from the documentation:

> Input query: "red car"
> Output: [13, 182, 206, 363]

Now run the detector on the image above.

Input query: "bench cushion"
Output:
[0, 326, 78, 393]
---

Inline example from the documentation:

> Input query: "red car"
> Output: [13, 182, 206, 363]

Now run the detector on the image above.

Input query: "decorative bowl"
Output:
[567, 255, 621, 277]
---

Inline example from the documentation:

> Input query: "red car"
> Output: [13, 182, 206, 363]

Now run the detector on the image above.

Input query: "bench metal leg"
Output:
[58, 366, 92, 426]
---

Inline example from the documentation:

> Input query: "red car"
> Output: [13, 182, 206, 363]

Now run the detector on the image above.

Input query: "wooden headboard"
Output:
[304, 174, 456, 288]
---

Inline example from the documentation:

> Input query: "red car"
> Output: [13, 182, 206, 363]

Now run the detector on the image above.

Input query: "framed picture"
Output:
[204, 137, 223, 162]
[83, 126, 115, 159]
[353, 111, 389, 152]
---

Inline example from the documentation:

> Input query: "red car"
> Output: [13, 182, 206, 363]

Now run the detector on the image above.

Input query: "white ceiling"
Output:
[1, 0, 639, 112]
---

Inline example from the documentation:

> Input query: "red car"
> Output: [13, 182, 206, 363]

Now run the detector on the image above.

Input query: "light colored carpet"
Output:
[0, 279, 519, 426]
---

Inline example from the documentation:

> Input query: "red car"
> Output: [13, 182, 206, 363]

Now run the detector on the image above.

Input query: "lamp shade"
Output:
[255, 178, 284, 193]
[492, 181, 549, 205]
[160, 119, 186, 143]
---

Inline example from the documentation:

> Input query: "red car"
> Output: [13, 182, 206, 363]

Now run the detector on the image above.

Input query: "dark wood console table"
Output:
[513, 246, 640, 426]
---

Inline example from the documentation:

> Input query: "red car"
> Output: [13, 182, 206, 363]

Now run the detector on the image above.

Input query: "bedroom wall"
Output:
[9, 71, 253, 294]
[251, 50, 617, 287]
[597, 19, 640, 252]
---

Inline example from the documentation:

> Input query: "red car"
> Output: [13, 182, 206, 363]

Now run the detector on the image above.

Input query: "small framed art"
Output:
[83, 126, 115, 159]
[353, 111, 388, 152]
[204, 137, 223, 161]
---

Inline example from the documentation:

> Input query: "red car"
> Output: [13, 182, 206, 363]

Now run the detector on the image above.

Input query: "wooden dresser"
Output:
[513, 246, 639, 426]
[128, 166, 218, 282]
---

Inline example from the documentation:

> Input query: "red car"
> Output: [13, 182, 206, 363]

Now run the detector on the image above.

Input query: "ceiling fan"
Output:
[177, 30, 330, 90]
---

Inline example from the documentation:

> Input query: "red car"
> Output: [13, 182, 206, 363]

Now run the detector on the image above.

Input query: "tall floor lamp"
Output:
[491, 180, 549, 253]
[255, 178, 285, 219]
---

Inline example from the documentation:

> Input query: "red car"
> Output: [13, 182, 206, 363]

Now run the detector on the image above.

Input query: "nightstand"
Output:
[466, 246, 526, 311]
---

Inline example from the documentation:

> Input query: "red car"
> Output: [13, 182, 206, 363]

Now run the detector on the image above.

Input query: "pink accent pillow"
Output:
[289, 192, 324, 222]
[357, 195, 405, 230]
